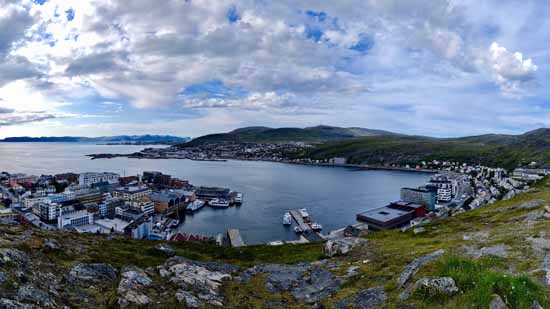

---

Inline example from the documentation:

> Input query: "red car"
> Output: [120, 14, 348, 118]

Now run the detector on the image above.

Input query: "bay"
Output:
[0, 143, 430, 244]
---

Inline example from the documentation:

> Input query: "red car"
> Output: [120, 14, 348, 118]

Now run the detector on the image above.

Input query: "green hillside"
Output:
[305, 129, 550, 169]
[182, 125, 401, 146]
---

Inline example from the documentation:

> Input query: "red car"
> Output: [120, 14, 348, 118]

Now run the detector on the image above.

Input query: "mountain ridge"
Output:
[0, 135, 190, 143]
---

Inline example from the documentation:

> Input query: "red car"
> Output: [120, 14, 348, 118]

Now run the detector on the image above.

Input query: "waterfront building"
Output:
[149, 191, 186, 214]
[57, 210, 94, 229]
[388, 200, 426, 218]
[127, 198, 155, 216]
[113, 186, 152, 201]
[329, 157, 347, 165]
[78, 172, 120, 187]
[400, 187, 436, 211]
[425, 174, 454, 203]
[356, 206, 415, 231]
[195, 187, 230, 201]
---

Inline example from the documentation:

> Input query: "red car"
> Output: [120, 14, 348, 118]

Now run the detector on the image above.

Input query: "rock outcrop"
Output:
[324, 237, 367, 257]
[67, 263, 118, 285]
[414, 277, 459, 297]
[159, 256, 234, 307]
[335, 286, 387, 309]
[397, 249, 445, 288]
[117, 266, 153, 307]
[242, 263, 343, 304]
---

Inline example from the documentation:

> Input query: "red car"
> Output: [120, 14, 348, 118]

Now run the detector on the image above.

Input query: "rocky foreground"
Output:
[1, 184, 550, 307]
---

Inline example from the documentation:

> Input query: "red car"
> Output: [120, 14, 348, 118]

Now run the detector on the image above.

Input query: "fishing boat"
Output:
[299, 208, 309, 218]
[310, 223, 323, 231]
[294, 226, 303, 233]
[209, 198, 230, 208]
[283, 212, 292, 225]
[186, 200, 205, 212]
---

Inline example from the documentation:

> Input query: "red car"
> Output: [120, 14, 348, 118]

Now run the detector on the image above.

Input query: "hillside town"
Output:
[354, 161, 543, 235]
[0, 171, 242, 244]
[0, 159, 543, 248]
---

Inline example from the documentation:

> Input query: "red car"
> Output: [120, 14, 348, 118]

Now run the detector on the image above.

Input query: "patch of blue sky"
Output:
[182, 80, 248, 99]
[304, 25, 323, 42]
[227, 5, 240, 23]
[65, 8, 75, 22]
[350, 34, 375, 54]
[306, 10, 327, 22]
[32, 0, 47, 5]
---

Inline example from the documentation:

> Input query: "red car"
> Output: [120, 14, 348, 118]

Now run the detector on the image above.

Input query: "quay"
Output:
[289, 209, 310, 232]
[227, 228, 246, 247]
[288, 209, 324, 242]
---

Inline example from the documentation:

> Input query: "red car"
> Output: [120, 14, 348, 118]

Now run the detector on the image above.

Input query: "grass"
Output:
[434, 255, 548, 308]
[41, 233, 324, 269]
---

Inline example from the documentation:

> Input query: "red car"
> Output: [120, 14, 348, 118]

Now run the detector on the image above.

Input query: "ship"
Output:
[310, 222, 323, 231]
[209, 198, 230, 208]
[299, 208, 309, 218]
[186, 200, 206, 212]
[283, 212, 292, 225]
[294, 226, 303, 233]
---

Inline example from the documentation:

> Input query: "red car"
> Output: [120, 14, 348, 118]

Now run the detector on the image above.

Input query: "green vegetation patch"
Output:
[434, 255, 547, 308]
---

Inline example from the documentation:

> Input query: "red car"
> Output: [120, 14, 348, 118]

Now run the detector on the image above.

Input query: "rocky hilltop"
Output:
[1, 181, 550, 308]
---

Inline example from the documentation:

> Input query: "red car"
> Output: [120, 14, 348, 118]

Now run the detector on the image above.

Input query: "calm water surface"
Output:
[0, 143, 430, 244]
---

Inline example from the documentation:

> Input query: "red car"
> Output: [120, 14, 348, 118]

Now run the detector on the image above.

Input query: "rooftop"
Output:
[357, 206, 413, 222]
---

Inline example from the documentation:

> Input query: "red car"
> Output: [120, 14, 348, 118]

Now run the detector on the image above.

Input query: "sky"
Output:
[0, 0, 549, 138]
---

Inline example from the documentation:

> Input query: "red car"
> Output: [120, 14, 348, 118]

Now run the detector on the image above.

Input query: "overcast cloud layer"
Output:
[0, 0, 549, 138]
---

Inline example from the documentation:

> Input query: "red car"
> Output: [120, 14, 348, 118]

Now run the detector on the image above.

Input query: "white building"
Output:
[57, 210, 94, 229]
[78, 172, 120, 187]
[38, 202, 59, 221]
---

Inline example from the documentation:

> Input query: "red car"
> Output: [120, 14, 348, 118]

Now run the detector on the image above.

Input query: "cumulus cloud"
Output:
[0, 0, 546, 137]
[488, 42, 538, 98]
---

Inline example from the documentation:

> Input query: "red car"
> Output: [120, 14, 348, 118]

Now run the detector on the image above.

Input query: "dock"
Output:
[289, 210, 324, 242]
[289, 210, 311, 232]
[227, 228, 246, 247]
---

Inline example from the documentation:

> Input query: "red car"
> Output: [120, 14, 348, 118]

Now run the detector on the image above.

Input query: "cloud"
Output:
[0, 110, 59, 126]
[488, 42, 538, 98]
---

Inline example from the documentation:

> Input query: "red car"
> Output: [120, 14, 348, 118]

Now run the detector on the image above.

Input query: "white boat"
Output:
[187, 200, 205, 212]
[299, 208, 309, 218]
[310, 223, 323, 231]
[283, 212, 292, 225]
[294, 226, 303, 233]
[209, 198, 230, 208]
[233, 192, 243, 204]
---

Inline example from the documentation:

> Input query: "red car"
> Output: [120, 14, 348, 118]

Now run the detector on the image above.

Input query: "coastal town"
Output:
[0, 157, 543, 247]
[0, 171, 243, 245]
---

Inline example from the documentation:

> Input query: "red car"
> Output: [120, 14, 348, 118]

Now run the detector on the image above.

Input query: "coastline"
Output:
[86, 153, 438, 174]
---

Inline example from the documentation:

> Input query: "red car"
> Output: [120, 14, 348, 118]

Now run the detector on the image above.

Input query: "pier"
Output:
[288, 210, 324, 242]
[227, 228, 246, 247]
[289, 210, 311, 232]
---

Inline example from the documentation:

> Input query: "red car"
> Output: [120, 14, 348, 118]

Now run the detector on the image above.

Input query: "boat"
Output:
[310, 223, 323, 231]
[233, 192, 243, 204]
[170, 219, 180, 228]
[299, 208, 309, 218]
[186, 200, 206, 212]
[304, 216, 312, 223]
[209, 198, 230, 208]
[294, 226, 303, 233]
[283, 212, 292, 225]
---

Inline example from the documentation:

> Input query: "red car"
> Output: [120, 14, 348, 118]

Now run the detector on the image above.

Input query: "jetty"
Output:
[289, 209, 324, 242]
[227, 228, 246, 247]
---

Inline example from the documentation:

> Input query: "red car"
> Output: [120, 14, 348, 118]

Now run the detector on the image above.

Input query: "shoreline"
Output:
[86, 153, 438, 174]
